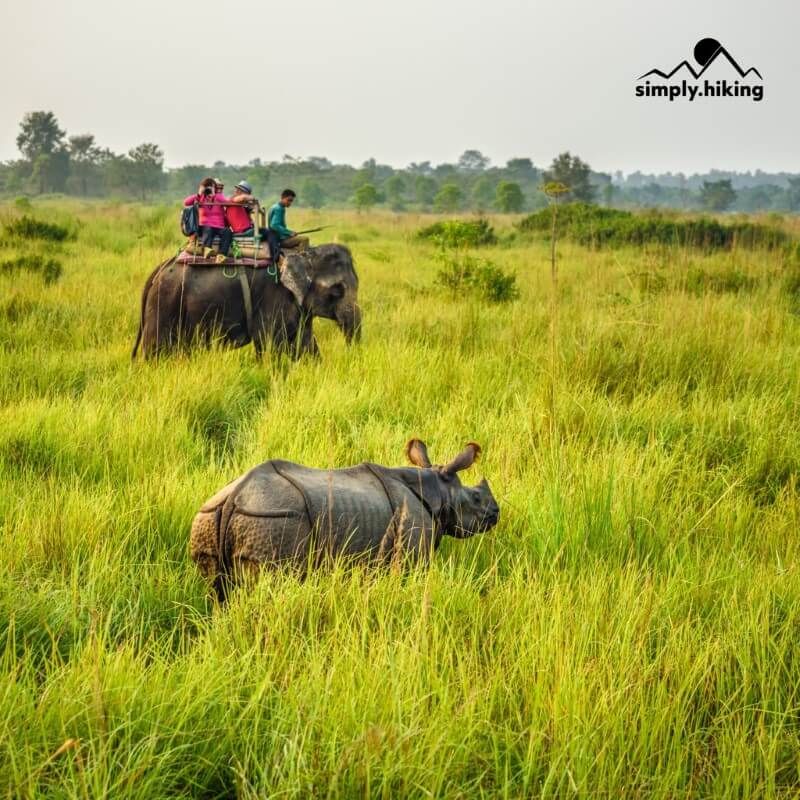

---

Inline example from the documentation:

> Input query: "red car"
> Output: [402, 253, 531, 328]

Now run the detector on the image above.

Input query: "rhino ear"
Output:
[405, 438, 432, 468]
[280, 252, 313, 306]
[442, 442, 482, 475]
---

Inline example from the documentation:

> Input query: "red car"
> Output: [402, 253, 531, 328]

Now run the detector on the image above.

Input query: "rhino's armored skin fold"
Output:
[190, 440, 500, 600]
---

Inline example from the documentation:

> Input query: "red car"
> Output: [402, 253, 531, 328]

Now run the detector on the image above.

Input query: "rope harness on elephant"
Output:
[237, 266, 254, 339]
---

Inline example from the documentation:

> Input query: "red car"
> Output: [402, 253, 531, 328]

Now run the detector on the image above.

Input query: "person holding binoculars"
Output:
[183, 176, 232, 263]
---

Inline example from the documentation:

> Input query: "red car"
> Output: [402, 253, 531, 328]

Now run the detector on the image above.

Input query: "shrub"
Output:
[685, 267, 757, 295]
[4, 215, 71, 242]
[435, 253, 519, 302]
[515, 203, 789, 251]
[14, 197, 32, 211]
[0, 255, 63, 284]
[416, 218, 497, 247]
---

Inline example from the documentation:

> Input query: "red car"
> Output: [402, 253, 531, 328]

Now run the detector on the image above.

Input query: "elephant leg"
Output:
[142, 310, 176, 359]
[295, 314, 320, 360]
[301, 326, 321, 359]
[250, 306, 276, 360]
[271, 313, 301, 359]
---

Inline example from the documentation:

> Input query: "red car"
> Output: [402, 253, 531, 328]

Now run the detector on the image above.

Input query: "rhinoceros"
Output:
[190, 439, 500, 599]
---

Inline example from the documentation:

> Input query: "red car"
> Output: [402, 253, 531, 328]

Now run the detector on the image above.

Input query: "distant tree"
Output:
[738, 185, 778, 213]
[594, 172, 612, 206]
[16, 111, 65, 162]
[787, 177, 800, 211]
[384, 175, 406, 210]
[103, 152, 132, 194]
[678, 184, 693, 209]
[301, 178, 325, 209]
[68, 134, 100, 195]
[544, 152, 595, 203]
[641, 182, 666, 207]
[127, 143, 164, 199]
[171, 164, 212, 194]
[407, 161, 433, 175]
[434, 183, 463, 213]
[415, 175, 438, 209]
[433, 162, 458, 178]
[458, 149, 490, 172]
[506, 157, 535, 175]
[495, 181, 524, 212]
[699, 179, 737, 212]
[603, 182, 614, 207]
[351, 167, 374, 190]
[306, 156, 333, 171]
[30, 149, 70, 194]
[4, 166, 25, 194]
[470, 176, 495, 211]
[353, 183, 379, 211]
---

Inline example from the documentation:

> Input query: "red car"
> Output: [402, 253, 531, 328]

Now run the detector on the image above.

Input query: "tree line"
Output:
[2, 111, 799, 214]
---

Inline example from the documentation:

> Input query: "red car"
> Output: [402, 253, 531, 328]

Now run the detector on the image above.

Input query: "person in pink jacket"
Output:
[184, 177, 233, 262]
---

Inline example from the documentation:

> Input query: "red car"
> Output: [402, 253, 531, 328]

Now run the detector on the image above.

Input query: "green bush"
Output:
[4, 215, 72, 242]
[0, 255, 63, 284]
[416, 218, 497, 247]
[516, 203, 789, 251]
[435, 253, 519, 302]
[685, 267, 757, 295]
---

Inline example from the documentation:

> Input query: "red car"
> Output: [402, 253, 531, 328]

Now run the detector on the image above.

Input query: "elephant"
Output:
[190, 439, 500, 599]
[131, 244, 361, 359]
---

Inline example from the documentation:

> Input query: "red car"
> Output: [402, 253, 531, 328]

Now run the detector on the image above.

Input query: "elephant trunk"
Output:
[336, 302, 362, 344]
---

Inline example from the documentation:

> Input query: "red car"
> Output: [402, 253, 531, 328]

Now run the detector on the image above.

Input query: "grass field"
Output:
[1, 200, 799, 798]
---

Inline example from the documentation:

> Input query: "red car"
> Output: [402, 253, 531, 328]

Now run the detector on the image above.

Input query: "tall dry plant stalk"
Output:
[542, 181, 569, 441]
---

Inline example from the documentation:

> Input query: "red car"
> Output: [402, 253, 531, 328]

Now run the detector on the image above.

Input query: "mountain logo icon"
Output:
[637, 38, 763, 81]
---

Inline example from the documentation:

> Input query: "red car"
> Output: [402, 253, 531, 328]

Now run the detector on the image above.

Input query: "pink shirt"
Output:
[184, 193, 229, 228]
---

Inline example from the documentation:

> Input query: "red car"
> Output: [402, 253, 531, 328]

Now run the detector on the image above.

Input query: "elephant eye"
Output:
[328, 282, 345, 299]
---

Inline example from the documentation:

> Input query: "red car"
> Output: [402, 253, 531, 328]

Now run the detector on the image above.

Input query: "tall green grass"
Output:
[1, 200, 799, 797]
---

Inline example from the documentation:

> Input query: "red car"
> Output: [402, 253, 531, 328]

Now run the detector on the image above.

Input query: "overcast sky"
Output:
[2, 0, 797, 174]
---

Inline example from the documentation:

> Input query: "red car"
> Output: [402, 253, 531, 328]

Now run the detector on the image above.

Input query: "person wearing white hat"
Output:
[226, 180, 260, 237]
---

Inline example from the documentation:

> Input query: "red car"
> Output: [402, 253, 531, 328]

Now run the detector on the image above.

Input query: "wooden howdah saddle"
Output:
[176, 234, 273, 268]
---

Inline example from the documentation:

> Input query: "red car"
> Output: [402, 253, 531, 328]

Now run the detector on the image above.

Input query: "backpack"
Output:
[181, 203, 199, 237]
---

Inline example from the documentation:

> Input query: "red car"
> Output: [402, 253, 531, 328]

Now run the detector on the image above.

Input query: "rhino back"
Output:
[228, 461, 433, 564]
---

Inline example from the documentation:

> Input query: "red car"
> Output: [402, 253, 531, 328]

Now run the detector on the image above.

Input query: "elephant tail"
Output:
[132, 257, 173, 360]
[131, 323, 143, 361]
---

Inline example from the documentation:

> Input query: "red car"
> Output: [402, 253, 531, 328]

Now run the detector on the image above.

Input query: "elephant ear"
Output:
[280, 252, 313, 306]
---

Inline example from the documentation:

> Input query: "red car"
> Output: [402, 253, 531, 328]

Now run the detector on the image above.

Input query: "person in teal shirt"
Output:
[268, 189, 309, 251]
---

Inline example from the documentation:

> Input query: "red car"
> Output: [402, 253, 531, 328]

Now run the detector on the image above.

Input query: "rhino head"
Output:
[405, 439, 500, 538]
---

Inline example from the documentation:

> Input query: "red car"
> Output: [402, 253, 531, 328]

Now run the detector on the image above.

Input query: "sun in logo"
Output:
[693, 38, 723, 68]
